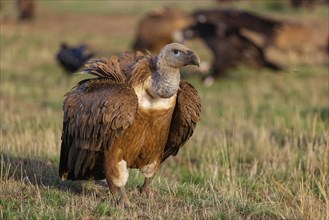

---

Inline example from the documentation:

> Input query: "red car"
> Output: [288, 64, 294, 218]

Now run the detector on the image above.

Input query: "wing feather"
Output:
[162, 81, 201, 162]
[80, 51, 147, 83]
[59, 79, 138, 180]
[81, 56, 126, 82]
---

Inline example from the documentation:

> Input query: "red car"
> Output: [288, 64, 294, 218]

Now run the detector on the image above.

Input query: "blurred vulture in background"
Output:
[16, 0, 35, 20]
[56, 43, 94, 74]
[132, 7, 194, 54]
[181, 9, 282, 84]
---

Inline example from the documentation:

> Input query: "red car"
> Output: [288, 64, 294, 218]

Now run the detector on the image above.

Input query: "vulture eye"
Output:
[173, 49, 179, 55]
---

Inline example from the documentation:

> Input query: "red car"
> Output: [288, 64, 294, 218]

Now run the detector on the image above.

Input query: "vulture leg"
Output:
[139, 176, 155, 197]
[139, 161, 158, 197]
[118, 187, 131, 208]
[107, 181, 131, 208]
[104, 150, 130, 207]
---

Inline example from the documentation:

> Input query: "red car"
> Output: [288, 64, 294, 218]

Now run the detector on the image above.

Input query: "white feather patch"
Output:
[112, 160, 129, 187]
[134, 84, 176, 110]
[141, 161, 158, 178]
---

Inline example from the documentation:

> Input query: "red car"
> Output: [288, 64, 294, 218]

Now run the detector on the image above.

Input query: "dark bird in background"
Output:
[56, 43, 94, 74]
[16, 0, 35, 20]
[132, 7, 194, 54]
[59, 43, 201, 207]
[180, 9, 282, 85]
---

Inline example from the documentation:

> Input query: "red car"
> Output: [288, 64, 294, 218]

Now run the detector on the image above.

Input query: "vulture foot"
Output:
[117, 196, 131, 209]
[138, 185, 154, 197]
[138, 176, 156, 197]
[115, 186, 131, 208]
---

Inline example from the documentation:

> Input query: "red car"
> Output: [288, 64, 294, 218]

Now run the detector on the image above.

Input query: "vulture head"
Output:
[157, 43, 200, 68]
[150, 43, 200, 99]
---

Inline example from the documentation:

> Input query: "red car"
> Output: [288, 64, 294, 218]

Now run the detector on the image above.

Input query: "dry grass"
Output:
[1, 1, 328, 219]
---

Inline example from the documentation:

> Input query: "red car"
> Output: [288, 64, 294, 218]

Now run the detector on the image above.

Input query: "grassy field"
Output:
[1, 1, 328, 219]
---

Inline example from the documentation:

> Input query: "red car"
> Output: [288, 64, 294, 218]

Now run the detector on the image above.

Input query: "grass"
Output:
[1, 1, 329, 219]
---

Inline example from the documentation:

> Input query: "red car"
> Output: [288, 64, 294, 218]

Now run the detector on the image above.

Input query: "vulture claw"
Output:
[117, 197, 131, 209]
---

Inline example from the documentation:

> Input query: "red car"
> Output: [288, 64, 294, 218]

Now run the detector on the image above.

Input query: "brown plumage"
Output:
[59, 43, 201, 207]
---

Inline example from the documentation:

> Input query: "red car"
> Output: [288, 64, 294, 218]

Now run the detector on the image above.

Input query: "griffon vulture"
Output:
[59, 43, 201, 207]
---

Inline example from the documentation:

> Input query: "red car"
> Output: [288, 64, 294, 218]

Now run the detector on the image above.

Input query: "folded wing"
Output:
[59, 79, 138, 180]
[162, 81, 201, 162]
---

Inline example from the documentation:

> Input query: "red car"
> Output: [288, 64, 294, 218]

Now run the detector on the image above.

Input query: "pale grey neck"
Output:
[151, 62, 180, 99]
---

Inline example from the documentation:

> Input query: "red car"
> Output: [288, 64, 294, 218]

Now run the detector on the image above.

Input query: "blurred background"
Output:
[1, 0, 328, 219]
[1, 0, 328, 82]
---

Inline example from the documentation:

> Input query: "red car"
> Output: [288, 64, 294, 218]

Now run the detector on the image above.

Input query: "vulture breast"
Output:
[106, 83, 177, 171]
[110, 107, 175, 169]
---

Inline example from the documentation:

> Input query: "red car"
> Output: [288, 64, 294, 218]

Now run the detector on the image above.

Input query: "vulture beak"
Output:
[186, 50, 200, 67]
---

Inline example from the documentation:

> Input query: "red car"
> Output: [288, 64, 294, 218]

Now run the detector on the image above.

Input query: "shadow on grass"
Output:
[1, 154, 58, 185]
[0, 154, 108, 195]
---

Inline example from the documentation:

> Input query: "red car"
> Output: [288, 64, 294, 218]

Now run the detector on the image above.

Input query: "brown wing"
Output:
[59, 78, 138, 180]
[162, 81, 201, 162]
